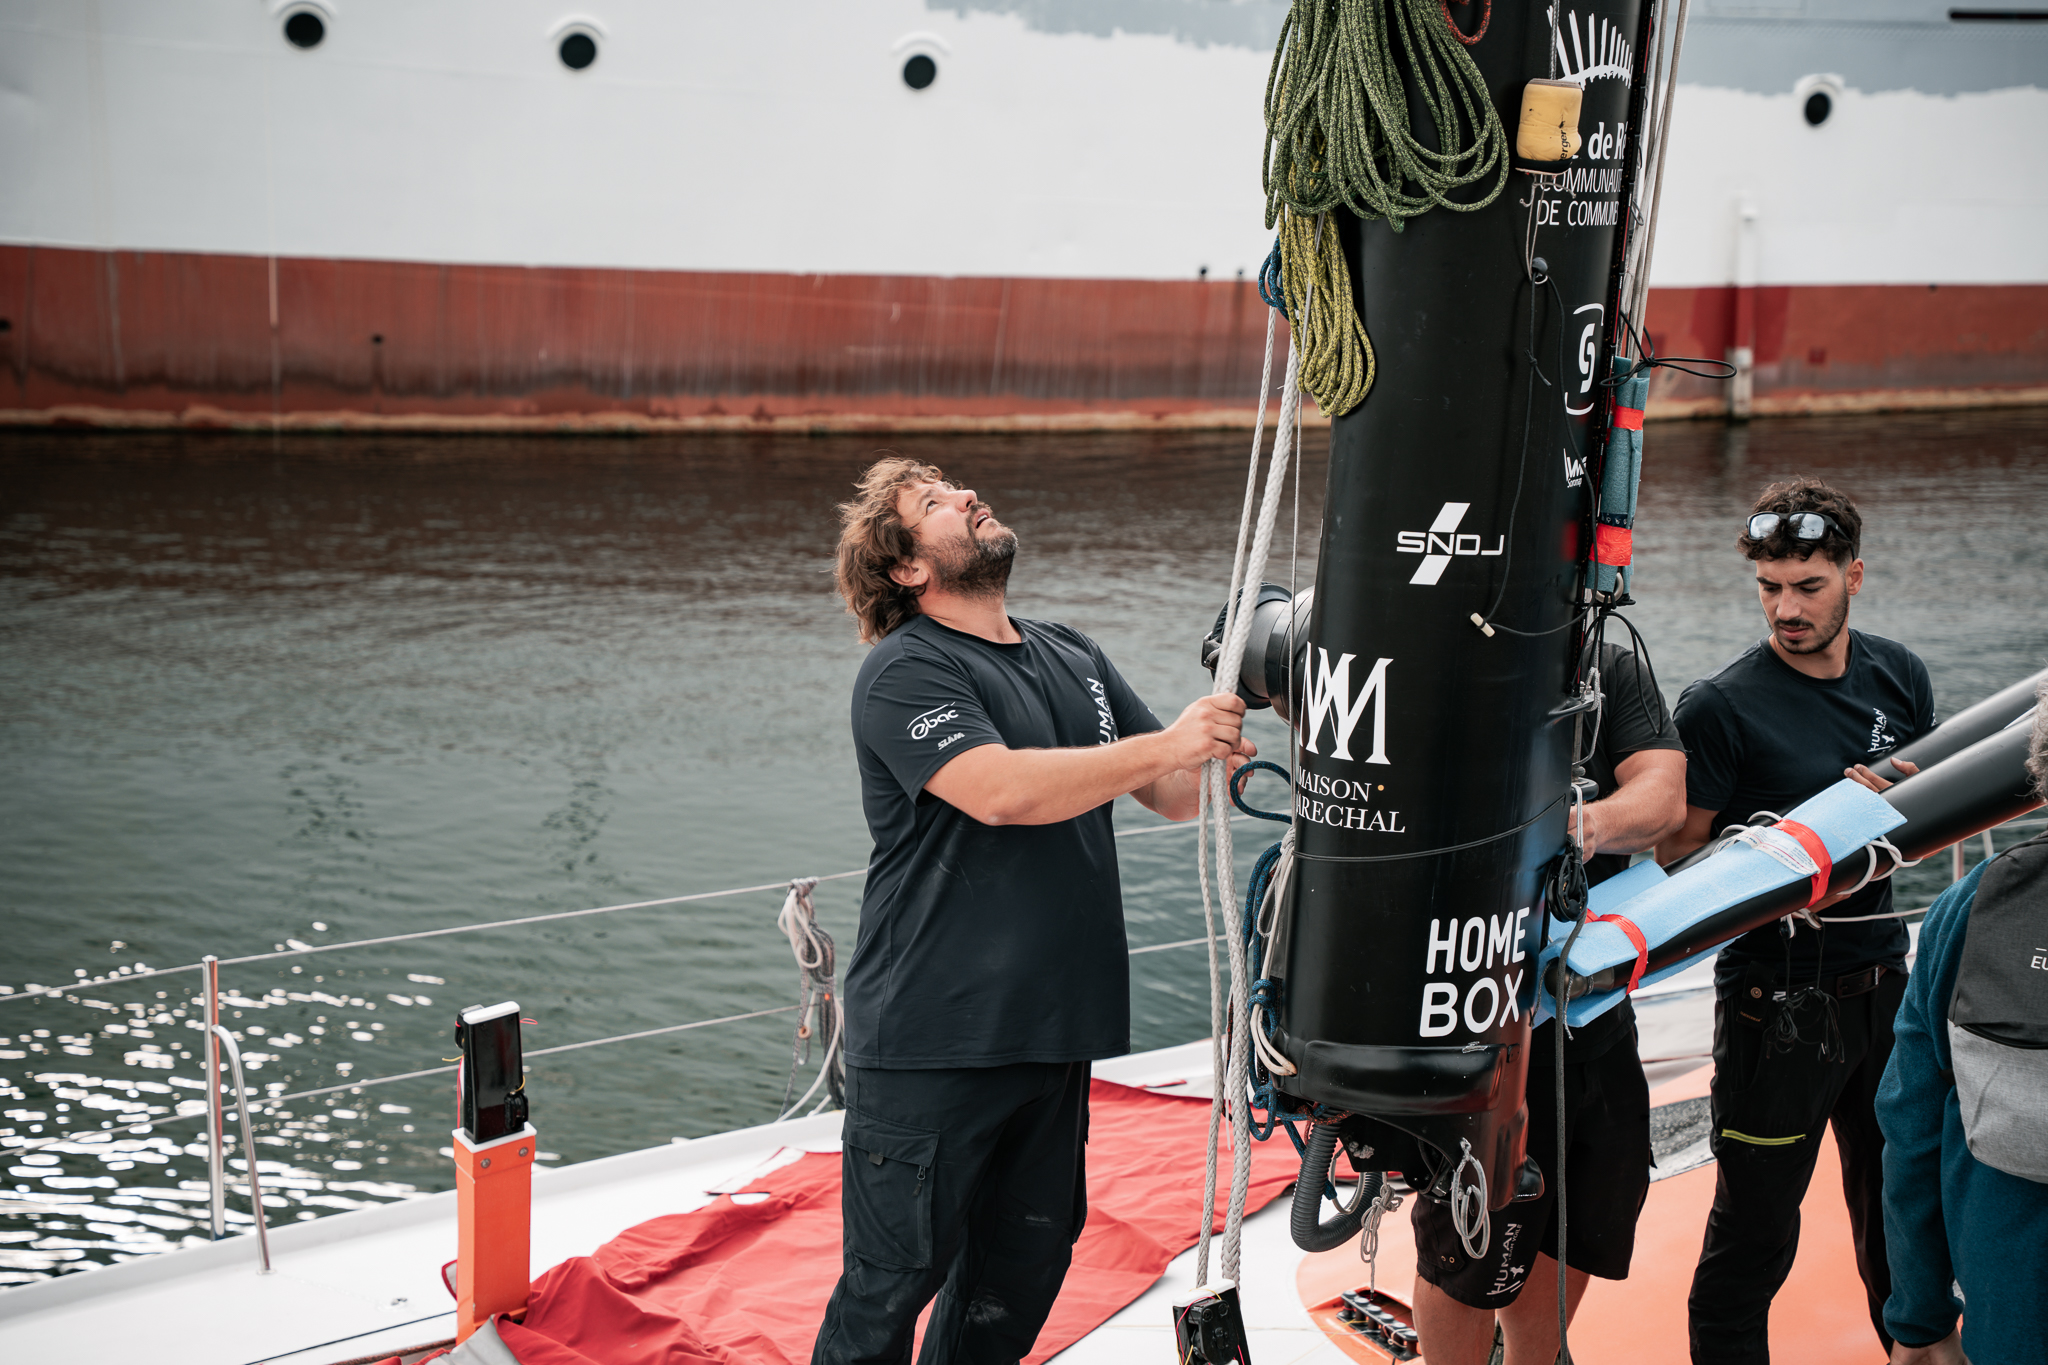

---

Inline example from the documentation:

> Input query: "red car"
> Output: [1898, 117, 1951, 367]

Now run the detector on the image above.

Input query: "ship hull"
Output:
[5, 245, 2043, 430]
[2, 2, 2043, 429]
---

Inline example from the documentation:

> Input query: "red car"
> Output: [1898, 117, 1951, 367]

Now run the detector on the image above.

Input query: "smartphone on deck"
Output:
[455, 1001, 528, 1143]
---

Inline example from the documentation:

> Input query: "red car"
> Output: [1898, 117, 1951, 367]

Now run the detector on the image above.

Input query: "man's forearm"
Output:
[928, 731, 1187, 826]
[1584, 774, 1684, 854]
[1136, 765, 1204, 822]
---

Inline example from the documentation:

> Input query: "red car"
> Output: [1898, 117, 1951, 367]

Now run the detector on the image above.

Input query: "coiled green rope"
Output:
[1263, 0, 1509, 232]
[1276, 211, 1375, 417]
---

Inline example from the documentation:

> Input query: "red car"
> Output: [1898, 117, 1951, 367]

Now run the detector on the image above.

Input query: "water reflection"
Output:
[0, 409, 2042, 1282]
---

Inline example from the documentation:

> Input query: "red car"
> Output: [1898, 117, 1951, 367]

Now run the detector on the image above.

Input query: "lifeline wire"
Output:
[1, 820, 1240, 1006]
[3, 929, 1243, 1159]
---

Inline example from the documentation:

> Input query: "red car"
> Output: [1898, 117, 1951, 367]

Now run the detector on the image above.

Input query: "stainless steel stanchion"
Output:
[211, 1024, 273, 1272]
[203, 955, 226, 1239]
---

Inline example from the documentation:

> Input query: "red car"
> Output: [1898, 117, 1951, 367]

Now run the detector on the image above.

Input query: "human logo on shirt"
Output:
[908, 705, 961, 742]
[1087, 678, 1117, 745]
[1868, 708, 1898, 754]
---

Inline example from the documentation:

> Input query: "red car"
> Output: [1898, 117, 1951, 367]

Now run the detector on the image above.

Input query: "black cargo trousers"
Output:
[811, 1060, 1090, 1365]
[1687, 962, 1907, 1365]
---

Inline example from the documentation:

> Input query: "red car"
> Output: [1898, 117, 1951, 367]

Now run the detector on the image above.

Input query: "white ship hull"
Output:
[1, 0, 2043, 425]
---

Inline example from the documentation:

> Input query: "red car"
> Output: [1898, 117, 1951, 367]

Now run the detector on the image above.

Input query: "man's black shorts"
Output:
[1411, 1022, 1651, 1310]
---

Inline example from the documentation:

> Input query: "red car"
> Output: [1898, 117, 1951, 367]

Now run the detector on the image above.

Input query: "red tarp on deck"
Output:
[493, 1078, 1303, 1365]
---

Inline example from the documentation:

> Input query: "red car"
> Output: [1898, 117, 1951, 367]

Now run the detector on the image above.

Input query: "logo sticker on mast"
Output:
[1396, 502, 1504, 584]
[1300, 648, 1392, 765]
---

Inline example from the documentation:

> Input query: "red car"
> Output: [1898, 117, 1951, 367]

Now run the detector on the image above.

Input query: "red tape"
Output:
[1586, 913, 1650, 994]
[1611, 405, 1645, 431]
[1773, 818, 1834, 907]
[1595, 523, 1634, 567]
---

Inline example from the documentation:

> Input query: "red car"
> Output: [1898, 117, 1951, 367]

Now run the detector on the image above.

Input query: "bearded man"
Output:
[814, 456, 1253, 1365]
[1659, 476, 1936, 1365]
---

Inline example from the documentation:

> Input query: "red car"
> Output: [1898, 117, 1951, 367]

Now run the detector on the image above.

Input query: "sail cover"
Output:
[485, 1079, 1304, 1365]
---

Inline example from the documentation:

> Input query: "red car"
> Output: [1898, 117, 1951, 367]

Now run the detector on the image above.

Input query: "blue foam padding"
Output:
[1531, 857, 1664, 1028]
[1533, 778, 1905, 1027]
[1530, 859, 1670, 1027]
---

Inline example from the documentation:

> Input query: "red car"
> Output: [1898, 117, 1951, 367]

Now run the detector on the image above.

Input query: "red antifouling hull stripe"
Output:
[1, 245, 2044, 425]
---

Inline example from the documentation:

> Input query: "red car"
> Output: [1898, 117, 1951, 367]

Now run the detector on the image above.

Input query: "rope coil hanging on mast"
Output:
[1257, 0, 1509, 419]
[1273, 210, 1375, 418]
[1262, 0, 1508, 231]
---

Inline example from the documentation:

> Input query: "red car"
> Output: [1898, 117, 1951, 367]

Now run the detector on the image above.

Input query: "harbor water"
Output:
[2, 409, 2044, 1283]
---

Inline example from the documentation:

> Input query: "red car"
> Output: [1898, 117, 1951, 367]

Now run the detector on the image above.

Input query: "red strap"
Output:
[1773, 818, 1835, 907]
[1585, 913, 1650, 993]
[1595, 523, 1633, 566]
[1611, 404, 1645, 431]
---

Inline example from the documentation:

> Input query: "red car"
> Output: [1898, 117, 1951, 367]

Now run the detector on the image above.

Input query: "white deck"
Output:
[0, 955, 1742, 1365]
[0, 1042, 1354, 1365]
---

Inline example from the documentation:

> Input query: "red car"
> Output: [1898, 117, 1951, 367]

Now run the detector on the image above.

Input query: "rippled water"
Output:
[2, 409, 2043, 1284]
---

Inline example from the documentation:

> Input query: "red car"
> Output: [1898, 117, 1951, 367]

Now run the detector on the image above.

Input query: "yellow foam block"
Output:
[1516, 78, 1583, 162]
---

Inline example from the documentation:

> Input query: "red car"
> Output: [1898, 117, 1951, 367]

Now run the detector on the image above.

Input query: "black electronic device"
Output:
[455, 1001, 528, 1144]
[1172, 1281, 1250, 1364]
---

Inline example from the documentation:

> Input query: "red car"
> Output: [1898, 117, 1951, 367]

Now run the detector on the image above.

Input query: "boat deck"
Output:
[4, 955, 1884, 1365]
[0, 1043, 1357, 1365]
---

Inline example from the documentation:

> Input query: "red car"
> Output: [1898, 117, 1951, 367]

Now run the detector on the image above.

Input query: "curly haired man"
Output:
[813, 456, 1253, 1365]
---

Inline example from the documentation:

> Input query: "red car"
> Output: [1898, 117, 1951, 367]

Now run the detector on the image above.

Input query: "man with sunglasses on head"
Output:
[1660, 477, 1936, 1365]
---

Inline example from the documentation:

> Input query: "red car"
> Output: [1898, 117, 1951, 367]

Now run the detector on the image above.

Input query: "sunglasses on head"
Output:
[1746, 511, 1843, 542]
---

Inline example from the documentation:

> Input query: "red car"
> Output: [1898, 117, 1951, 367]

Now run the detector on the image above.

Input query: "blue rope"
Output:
[1257, 238, 1287, 316]
[1230, 760, 1293, 823]
[1237, 833, 1339, 1145]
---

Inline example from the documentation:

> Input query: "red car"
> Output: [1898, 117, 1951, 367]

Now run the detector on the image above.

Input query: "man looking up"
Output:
[814, 456, 1254, 1365]
[1662, 476, 1936, 1365]
[1407, 640, 1686, 1365]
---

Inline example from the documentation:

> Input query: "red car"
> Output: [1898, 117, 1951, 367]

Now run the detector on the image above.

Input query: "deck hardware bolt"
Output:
[518, 1147, 528, 1157]
[481, 1157, 491, 1169]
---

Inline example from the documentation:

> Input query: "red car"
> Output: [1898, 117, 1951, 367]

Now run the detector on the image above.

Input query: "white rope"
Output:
[1249, 832, 1298, 1079]
[774, 878, 845, 1123]
[1358, 1176, 1404, 1296]
[1449, 1138, 1491, 1260]
[1195, 303, 1279, 1289]
[1195, 298, 1306, 1288]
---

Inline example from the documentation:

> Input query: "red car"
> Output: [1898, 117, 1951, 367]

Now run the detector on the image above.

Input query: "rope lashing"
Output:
[1262, 0, 1508, 233]
[774, 878, 845, 1122]
[1272, 210, 1375, 417]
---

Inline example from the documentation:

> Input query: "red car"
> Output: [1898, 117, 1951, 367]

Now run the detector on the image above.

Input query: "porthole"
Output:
[1794, 74, 1843, 128]
[559, 31, 597, 70]
[282, 8, 326, 49]
[903, 54, 937, 90]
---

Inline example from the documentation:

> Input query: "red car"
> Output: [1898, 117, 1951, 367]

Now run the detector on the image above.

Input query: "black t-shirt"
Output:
[845, 614, 1164, 1069]
[1539, 642, 1688, 1065]
[1673, 630, 1935, 976]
